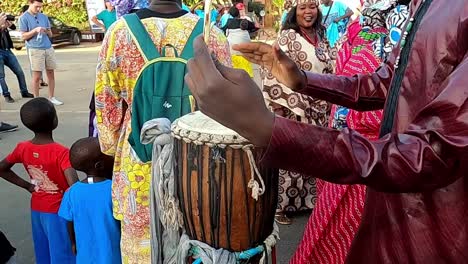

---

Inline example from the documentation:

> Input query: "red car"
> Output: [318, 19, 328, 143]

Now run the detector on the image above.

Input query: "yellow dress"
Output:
[232, 55, 254, 77]
[95, 14, 231, 264]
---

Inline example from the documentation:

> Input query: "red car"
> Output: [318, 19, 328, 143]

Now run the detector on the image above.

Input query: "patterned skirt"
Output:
[275, 105, 318, 213]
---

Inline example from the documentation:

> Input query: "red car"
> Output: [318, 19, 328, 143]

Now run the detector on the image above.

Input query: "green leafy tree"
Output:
[1, 0, 88, 30]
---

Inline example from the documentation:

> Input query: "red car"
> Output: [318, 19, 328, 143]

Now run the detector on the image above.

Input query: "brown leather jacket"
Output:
[261, 0, 468, 262]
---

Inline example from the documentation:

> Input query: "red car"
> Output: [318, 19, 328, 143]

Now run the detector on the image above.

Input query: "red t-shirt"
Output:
[6, 141, 72, 213]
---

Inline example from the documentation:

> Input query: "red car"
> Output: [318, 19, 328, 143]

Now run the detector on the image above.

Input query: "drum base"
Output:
[187, 247, 277, 264]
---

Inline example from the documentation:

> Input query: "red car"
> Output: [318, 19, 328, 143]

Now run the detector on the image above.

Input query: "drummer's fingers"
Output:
[239, 53, 262, 65]
[192, 36, 223, 79]
[184, 74, 200, 102]
[242, 53, 273, 70]
[186, 58, 204, 84]
[233, 42, 271, 54]
[213, 58, 251, 86]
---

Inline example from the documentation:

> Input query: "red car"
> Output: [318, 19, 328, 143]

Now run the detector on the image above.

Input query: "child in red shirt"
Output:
[0, 98, 78, 264]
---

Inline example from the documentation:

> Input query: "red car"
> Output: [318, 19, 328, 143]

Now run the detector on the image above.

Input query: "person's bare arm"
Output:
[92, 15, 105, 30]
[0, 159, 35, 193]
[334, 8, 354, 23]
[191, 1, 203, 13]
[45, 28, 52, 38]
[64, 168, 78, 186]
[21, 27, 42, 41]
[66, 221, 77, 255]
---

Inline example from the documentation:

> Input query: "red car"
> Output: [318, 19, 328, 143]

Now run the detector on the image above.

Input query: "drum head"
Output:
[172, 111, 249, 146]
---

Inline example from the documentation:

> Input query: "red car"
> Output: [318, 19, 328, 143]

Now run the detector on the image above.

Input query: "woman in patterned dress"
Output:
[94, 2, 231, 263]
[290, 2, 410, 263]
[262, 0, 336, 225]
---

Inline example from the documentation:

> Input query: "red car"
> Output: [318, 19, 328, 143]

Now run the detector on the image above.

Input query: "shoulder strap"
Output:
[180, 19, 204, 60]
[379, 0, 433, 137]
[323, 2, 334, 25]
[123, 13, 160, 61]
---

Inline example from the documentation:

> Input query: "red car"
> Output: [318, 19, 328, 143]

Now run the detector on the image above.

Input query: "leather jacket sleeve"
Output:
[260, 53, 468, 193]
[296, 53, 396, 111]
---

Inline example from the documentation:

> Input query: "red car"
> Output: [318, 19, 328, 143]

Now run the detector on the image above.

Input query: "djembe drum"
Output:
[172, 112, 278, 262]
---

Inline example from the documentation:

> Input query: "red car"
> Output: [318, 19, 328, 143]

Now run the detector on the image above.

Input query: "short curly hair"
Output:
[20, 98, 58, 133]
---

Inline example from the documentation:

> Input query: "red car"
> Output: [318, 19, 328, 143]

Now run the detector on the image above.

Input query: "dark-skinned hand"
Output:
[232, 42, 306, 91]
[185, 36, 274, 147]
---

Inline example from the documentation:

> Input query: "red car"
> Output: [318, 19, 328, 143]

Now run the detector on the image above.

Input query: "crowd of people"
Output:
[1, 0, 467, 263]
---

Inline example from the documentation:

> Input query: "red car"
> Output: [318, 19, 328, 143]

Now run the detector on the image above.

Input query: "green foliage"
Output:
[1, 0, 89, 30]
[272, 0, 285, 9]
[249, 1, 264, 17]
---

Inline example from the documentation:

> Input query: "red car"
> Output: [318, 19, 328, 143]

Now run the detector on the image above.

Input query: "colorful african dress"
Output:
[263, 29, 336, 213]
[95, 13, 230, 264]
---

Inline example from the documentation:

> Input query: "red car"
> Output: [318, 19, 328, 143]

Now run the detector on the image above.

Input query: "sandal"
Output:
[40, 81, 48, 87]
[275, 212, 292, 225]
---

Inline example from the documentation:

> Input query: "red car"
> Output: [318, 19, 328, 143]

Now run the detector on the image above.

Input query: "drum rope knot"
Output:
[177, 223, 280, 264]
[243, 144, 266, 200]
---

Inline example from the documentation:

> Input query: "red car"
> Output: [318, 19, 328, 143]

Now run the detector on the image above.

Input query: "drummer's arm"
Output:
[94, 24, 124, 156]
[293, 47, 402, 112]
[259, 94, 468, 193]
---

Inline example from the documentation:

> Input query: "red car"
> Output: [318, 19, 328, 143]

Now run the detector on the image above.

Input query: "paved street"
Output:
[0, 44, 309, 263]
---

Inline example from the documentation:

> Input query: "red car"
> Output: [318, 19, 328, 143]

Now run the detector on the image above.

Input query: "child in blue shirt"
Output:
[58, 137, 121, 264]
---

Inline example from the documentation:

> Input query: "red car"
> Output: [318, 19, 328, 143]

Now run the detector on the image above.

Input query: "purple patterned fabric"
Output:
[109, 0, 150, 18]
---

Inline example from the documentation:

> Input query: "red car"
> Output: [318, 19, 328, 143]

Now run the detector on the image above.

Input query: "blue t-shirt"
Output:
[182, 4, 190, 12]
[320, 1, 349, 47]
[281, 10, 288, 25]
[195, 9, 219, 23]
[19, 12, 52, 49]
[59, 180, 121, 264]
[219, 13, 233, 28]
[96, 9, 117, 32]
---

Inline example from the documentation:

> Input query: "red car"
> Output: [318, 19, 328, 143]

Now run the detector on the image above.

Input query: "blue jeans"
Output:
[0, 49, 28, 97]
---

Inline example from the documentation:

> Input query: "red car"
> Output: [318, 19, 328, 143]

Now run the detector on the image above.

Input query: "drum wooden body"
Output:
[172, 112, 278, 253]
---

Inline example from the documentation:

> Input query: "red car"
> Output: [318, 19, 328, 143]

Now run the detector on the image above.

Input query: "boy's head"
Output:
[70, 137, 114, 179]
[228, 6, 240, 18]
[28, 0, 43, 15]
[20, 98, 58, 134]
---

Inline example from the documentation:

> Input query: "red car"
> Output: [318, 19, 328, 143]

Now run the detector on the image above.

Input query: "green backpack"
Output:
[123, 14, 202, 163]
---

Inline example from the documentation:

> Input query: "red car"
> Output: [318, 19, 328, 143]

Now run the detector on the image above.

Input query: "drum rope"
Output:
[176, 223, 280, 264]
[243, 145, 266, 200]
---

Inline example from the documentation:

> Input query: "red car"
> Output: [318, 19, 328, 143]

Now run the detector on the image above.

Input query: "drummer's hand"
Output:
[186, 36, 274, 147]
[233, 42, 306, 91]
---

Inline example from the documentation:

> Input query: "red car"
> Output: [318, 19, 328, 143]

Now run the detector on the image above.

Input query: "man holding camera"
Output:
[0, 13, 34, 103]
[19, 0, 63, 105]
[0, 13, 19, 137]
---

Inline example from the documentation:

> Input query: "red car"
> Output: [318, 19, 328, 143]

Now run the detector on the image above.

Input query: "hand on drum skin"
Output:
[232, 42, 306, 91]
[185, 36, 275, 147]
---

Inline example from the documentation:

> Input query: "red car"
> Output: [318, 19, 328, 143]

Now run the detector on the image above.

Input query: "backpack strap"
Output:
[180, 19, 204, 60]
[123, 13, 161, 61]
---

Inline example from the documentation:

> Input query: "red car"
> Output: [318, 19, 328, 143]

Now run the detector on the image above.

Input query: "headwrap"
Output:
[360, 7, 388, 28]
[292, 0, 319, 6]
